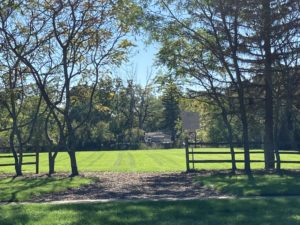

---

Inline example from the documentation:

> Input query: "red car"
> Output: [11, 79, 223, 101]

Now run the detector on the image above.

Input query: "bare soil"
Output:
[30, 172, 226, 202]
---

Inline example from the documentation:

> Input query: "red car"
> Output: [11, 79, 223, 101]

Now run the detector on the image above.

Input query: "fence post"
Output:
[36, 148, 39, 174]
[185, 137, 190, 172]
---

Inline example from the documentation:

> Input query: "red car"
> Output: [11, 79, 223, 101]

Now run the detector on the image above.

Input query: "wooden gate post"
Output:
[36, 148, 39, 174]
[185, 137, 190, 172]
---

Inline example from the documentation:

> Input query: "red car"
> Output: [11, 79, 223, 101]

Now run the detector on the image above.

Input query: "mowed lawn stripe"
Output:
[96, 151, 119, 171]
[155, 151, 184, 169]
[145, 151, 183, 171]
[1, 149, 300, 174]
[127, 152, 136, 171]
[79, 151, 105, 170]
[113, 151, 125, 169]
[145, 152, 169, 171]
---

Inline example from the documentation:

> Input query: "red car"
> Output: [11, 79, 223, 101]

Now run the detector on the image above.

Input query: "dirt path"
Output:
[29, 172, 225, 202]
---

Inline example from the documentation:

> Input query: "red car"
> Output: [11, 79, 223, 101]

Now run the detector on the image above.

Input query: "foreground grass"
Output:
[0, 176, 93, 202]
[198, 173, 300, 197]
[1, 199, 300, 225]
[0, 148, 300, 173]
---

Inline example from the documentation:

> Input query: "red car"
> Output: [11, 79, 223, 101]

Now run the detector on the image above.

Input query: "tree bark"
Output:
[48, 151, 58, 176]
[262, 0, 275, 170]
[240, 100, 251, 174]
[9, 131, 22, 176]
[221, 110, 236, 172]
[68, 150, 79, 176]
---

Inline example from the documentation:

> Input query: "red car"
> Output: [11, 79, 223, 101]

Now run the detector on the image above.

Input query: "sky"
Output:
[116, 39, 160, 86]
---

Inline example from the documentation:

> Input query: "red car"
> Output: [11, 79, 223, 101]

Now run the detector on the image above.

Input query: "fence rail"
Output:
[0, 152, 39, 174]
[185, 138, 300, 171]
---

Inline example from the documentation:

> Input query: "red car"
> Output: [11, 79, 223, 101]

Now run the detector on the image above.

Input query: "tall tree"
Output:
[160, 79, 181, 144]
[0, 52, 42, 176]
[146, 0, 252, 172]
[0, 0, 139, 175]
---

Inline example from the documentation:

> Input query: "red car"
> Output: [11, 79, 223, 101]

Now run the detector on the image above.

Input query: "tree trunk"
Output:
[68, 150, 79, 176]
[9, 132, 22, 176]
[15, 126, 24, 176]
[262, 0, 275, 170]
[242, 118, 251, 174]
[274, 92, 281, 171]
[238, 92, 251, 174]
[285, 73, 295, 149]
[221, 111, 236, 172]
[48, 151, 58, 176]
[274, 143, 281, 172]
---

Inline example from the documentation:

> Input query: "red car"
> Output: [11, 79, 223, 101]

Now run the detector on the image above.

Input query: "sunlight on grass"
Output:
[197, 173, 300, 196]
[0, 148, 300, 174]
[0, 176, 94, 202]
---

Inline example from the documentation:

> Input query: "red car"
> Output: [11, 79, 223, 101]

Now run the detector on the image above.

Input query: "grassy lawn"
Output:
[198, 173, 300, 197]
[1, 150, 300, 224]
[1, 148, 300, 173]
[1, 199, 300, 225]
[0, 176, 93, 202]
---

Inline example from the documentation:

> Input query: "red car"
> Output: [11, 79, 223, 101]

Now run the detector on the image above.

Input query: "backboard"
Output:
[181, 111, 200, 131]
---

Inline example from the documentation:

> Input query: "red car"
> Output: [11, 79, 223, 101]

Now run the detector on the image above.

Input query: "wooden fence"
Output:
[185, 138, 300, 171]
[0, 151, 39, 174]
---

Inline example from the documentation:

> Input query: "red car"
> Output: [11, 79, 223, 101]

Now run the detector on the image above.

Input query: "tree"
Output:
[145, 0, 300, 172]
[0, 51, 42, 176]
[160, 78, 181, 144]
[146, 0, 252, 173]
[244, 0, 300, 169]
[0, 0, 139, 175]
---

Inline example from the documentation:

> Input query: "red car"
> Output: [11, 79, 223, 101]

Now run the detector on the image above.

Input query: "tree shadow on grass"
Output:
[0, 176, 90, 202]
[37, 172, 222, 201]
[197, 170, 300, 197]
[2, 198, 300, 225]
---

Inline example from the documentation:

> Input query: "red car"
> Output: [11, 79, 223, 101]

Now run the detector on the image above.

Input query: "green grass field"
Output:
[1, 199, 300, 225]
[198, 173, 300, 196]
[0, 176, 93, 202]
[1, 149, 300, 224]
[1, 148, 300, 173]
[2, 173, 299, 202]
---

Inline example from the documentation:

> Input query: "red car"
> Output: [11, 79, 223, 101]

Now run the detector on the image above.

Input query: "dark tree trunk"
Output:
[10, 132, 22, 176]
[274, 91, 281, 171]
[68, 150, 79, 176]
[274, 143, 281, 171]
[48, 151, 58, 176]
[285, 73, 295, 149]
[241, 116, 251, 174]
[221, 111, 236, 172]
[262, 0, 275, 170]
[238, 91, 251, 174]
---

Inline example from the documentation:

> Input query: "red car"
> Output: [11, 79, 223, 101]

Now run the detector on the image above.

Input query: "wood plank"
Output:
[0, 162, 36, 167]
[185, 138, 190, 172]
[22, 162, 36, 165]
[22, 154, 36, 157]
[188, 151, 264, 154]
[277, 161, 300, 164]
[0, 163, 15, 167]
[0, 154, 37, 158]
[188, 160, 300, 164]
[188, 142, 261, 146]
[189, 160, 265, 163]
[188, 151, 300, 155]
[279, 152, 300, 154]
[0, 155, 14, 158]
[36, 152, 39, 174]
